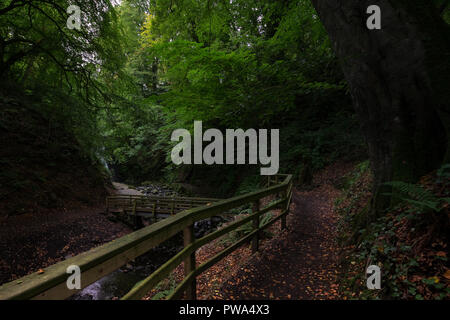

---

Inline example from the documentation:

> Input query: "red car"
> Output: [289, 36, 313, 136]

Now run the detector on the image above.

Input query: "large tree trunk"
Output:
[311, 0, 450, 216]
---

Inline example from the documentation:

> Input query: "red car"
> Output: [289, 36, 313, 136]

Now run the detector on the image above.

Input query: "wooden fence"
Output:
[0, 174, 293, 300]
[106, 195, 220, 228]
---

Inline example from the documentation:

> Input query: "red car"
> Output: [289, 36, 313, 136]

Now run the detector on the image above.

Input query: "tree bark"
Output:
[311, 0, 450, 216]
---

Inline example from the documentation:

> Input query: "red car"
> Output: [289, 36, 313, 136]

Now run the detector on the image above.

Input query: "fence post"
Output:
[251, 199, 260, 253]
[131, 200, 143, 230]
[281, 182, 290, 230]
[276, 175, 282, 199]
[132, 199, 136, 215]
[183, 224, 196, 299]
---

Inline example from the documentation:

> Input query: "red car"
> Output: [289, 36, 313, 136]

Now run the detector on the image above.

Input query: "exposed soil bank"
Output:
[0, 205, 131, 285]
[0, 182, 136, 285]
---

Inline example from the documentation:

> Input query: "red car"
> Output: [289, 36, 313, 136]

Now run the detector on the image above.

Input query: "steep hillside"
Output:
[0, 92, 109, 218]
[336, 162, 450, 300]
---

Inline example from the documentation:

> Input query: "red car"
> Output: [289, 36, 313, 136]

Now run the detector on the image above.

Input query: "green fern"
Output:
[384, 181, 435, 201]
[437, 163, 450, 181]
[224, 212, 275, 244]
[236, 212, 273, 234]
[151, 275, 177, 300]
[383, 181, 448, 213]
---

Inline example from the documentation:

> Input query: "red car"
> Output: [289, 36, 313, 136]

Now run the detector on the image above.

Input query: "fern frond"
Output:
[383, 181, 444, 213]
[384, 181, 436, 202]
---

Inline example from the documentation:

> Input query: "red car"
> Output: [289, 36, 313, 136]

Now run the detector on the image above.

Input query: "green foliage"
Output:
[337, 163, 450, 300]
[334, 161, 372, 240]
[150, 274, 177, 300]
[234, 175, 262, 196]
[0, 0, 126, 97]
[343, 212, 448, 300]
[121, 0, 365, 187]
[383, 181, 450, 213]
[236, 212, 274, 236]
[436, 163, 450, 181]
[0, 0, 132, 166]
[220, 210, 275, 247]
[281, 112, 365, 175]
[1, 0, 366, 195]
[140, 0, 344, 129]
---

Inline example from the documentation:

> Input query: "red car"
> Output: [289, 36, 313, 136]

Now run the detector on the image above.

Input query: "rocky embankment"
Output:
[112, 182, 179, 197]
[135, 183, 180, 197]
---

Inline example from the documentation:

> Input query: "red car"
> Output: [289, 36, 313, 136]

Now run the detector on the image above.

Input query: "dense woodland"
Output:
[0, 0, 449, 300]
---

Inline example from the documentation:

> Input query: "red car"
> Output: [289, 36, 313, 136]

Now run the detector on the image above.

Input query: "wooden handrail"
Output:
[106, 196, 219, 213]
[0, 174, 293, 300]
[106, 195, 221, 228]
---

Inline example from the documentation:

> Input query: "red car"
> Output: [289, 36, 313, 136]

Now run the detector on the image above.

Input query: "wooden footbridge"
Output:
[0, 174, 293, 300]
[106, 195, 220, 229]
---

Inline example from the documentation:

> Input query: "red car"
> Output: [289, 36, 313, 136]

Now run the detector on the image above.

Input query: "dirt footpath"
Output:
[214, 162, 354, 300]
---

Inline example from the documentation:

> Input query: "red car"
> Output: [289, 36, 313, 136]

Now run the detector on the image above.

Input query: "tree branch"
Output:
[439, 0, 449, 15]
[0, 0, 28, 16]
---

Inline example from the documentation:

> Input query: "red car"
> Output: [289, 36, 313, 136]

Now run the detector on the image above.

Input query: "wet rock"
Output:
[194, 216, 224, 238]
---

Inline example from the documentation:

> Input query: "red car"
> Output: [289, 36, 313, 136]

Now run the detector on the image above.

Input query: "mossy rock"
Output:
[141, 181, 154, 187]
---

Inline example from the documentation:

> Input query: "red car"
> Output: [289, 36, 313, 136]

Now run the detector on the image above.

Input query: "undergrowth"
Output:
[336, 162, 450, 300]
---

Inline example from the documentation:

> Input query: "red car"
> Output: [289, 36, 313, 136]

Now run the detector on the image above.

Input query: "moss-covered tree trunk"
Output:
[311, 0, 450, 216]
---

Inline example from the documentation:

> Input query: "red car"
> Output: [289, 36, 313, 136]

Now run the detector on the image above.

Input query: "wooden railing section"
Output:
[106, 195, 220, 229]
[107, 195, 221, 215]
[0, 174, 293, 300]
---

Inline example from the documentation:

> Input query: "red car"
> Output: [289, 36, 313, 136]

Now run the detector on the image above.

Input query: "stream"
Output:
[71, 183, 225, 300]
